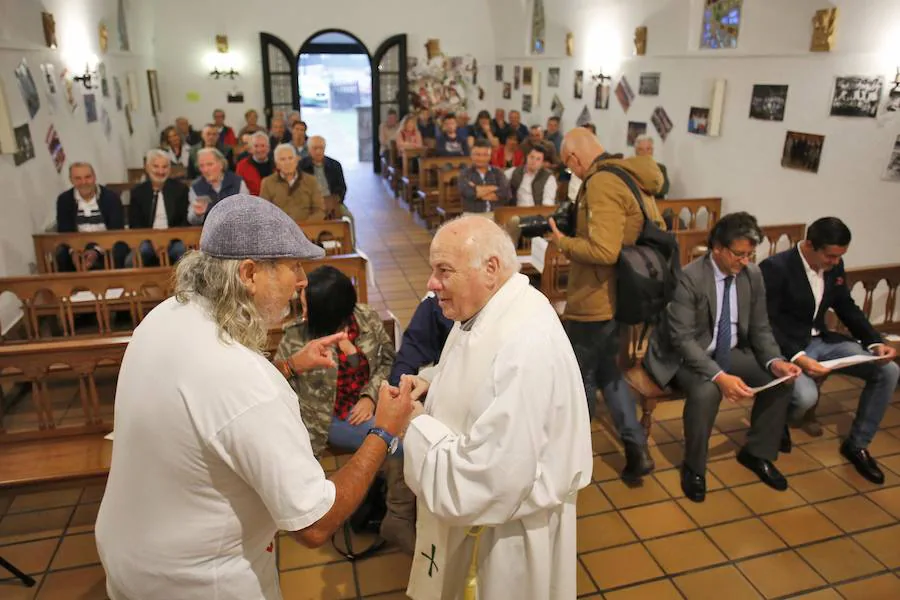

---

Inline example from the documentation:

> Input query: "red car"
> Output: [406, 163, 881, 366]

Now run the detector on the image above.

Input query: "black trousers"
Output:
[676, 348, 791, 474]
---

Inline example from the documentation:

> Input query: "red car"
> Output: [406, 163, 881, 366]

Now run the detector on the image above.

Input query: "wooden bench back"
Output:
[33, 220, 353, 272]
[539, 243, 569, 306]
[419, 156, 471, 193]
[401, 147, 427, 179]
[437, 170, 462, 219]
[838, 264, 900, 335]
[657, 198, 721, 231]
[674, 223, 806, 267]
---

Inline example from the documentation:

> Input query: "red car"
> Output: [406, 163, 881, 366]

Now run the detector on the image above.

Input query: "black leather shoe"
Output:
[622, 443, 655, 485]
[680, 464, 706, 503]
[840, 440, 885, 485]
[737, 449, 788, 491]
[780, 426, 792, 454]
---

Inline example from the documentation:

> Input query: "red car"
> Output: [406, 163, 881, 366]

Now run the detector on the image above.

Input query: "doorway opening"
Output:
[298, 30, 372, 167]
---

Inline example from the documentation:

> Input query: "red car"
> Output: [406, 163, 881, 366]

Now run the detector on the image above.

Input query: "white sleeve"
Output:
[209, 397, 336, 532]
[543, 177, 558, 206]
[403, 334, 556, 527]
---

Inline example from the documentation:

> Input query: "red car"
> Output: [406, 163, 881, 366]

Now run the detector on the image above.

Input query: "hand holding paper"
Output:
[818, 354, 882, 370]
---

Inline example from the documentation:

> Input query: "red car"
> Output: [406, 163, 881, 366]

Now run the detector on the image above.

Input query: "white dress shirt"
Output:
[152, 190, 169, 230]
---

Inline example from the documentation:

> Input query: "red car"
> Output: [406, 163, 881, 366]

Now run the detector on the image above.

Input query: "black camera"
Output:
[518, 200, 577, 239]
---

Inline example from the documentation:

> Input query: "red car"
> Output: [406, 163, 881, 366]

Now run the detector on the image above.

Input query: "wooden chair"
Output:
[657, 198, 722, 231]
[757, 224, 807, 259]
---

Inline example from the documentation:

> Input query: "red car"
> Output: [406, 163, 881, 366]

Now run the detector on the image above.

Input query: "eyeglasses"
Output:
[725, 246, 756, 261]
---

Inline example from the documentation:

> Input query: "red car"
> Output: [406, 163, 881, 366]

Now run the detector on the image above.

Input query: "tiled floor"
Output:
[2, 166, 900, 599]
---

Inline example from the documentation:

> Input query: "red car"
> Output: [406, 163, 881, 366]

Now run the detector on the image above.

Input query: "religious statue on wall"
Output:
[531, 0, 546, 54]
[565, 32, 574, 57]
[41, 12, 57, 49]
[811, 8, 838, 52]
[634, 27, 647, 56]
[99, 22, 109, 53]
[425, 39, 442, 60]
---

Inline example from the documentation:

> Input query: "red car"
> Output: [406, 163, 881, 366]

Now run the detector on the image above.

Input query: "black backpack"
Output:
[593, 164, 681, 326]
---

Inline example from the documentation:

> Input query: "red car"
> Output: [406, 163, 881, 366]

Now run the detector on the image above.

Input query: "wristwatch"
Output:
[367, 427, 399, 455]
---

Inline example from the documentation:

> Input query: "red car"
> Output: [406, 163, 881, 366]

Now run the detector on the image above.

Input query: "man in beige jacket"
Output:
[549, 128, 666, 484]
[259, 143, 326, 222]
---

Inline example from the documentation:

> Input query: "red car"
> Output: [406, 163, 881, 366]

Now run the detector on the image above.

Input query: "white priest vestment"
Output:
[403, 273, 594, 600]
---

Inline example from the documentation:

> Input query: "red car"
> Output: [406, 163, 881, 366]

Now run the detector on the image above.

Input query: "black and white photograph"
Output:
[14, 58, 40, 119]
[639, 72, 660, 96]
[113, 76, 123, 111]
[548, 67, 560, 88]
[147, 69, 162, 116]
[523, 66, 533, 86]
[830, 75, 883, 118]
[594, 81, 609, 110]
[13, 123, 35, 166]
[574, 70, 583, 99]
[514, 66, 521, 90]
[749, 84, 788, 121]
[522, 93, 533, 113]
[651, 106, 673, 140]
[495, 64, 503, 81]
[551, 94, 564, 118]
[125, 104, 134, 135]
[615, 76, 634, 112]
[40, 63, 57, 95]
[884, 134, 900, 182]
[99, 63, 109, 98]
[781, 131, 825, 174]
[84, 93, 98, 123]
[502, 82, 511, 99]
[626, 121, 647, 147]
[688, 106, 709, 135]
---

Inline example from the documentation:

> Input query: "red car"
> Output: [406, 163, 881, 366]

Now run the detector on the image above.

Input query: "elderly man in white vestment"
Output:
[397, 216, 594, 600]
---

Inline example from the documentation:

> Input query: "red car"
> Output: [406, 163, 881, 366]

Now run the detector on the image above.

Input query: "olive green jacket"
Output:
[276, 303, 395, 456]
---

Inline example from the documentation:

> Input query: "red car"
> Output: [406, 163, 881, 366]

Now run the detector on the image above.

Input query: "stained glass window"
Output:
[700, 0, 742, 49]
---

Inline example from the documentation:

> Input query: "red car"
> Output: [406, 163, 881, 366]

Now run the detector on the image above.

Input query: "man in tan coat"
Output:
[549, 128, 665, 484]
[259, 143, 326, 221]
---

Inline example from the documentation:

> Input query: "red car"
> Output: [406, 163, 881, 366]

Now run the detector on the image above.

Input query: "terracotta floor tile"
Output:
[654, 468, 724, 499]
[705, 433, 741, 463]
[866, 486, 900, 519]
[788, 469, 857, 503]
[7, 489, 82, 514]
[278, 535, 344, 570]
[591, 429, 624, 455]
[592, 454, 625, 482]
[730, 482, 806, 514]
[737, 550, 826, 599]
[787, 589, 844, 599]
[705, 517, 785, 560]
[599, 477, 670, 509]
[0, 576, 42, 599]
[853, 523, 900, 568]
[581, 543, 664, 590]
[0, 537, 57, 575]
[604, 578, 683, 600]
[576, 512, 636, 553]
[707, 459, 760, 487]
[761, 505, 843, 546]
[51, 532, 100, 570]
[673, 564, 762, 600]
[867, 431, 900, 458]
[620, 500, 696, 539]
[797, 537, 884, 583]
[67, 503, 100, 535]
[38, 565, 107, 600]
[831, 462, 900, 492]
[576, 560, 597, 596]
[649, 398, 685, 421]
[645, 530, 726, 574]
[645, 441, 683, 471]
[646, 423, 676, 447]
[789, 423, 839, 446]
[0, 507, 73, 544]
[837, 573, 900, 599]
[803, 438, 850, 468]
[713, 407, 752, 433]
[771, 447, 824, 475]
[816, 495, 895, 533]
[356, 551, 412, 597]
[278, 560, 356, 599]
[676, 489, 751, 527]
[880, 453, 900, 477]
[577, 484, 612, 517]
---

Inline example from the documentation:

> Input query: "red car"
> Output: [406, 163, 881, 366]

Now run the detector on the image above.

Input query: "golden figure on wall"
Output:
[811, 8, 838, 52]
[565, 32, 574, 57]
[99, 22, 109, 53]
[634, 26, 647, 56]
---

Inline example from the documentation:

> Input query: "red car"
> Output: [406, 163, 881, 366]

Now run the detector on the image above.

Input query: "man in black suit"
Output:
[126, 149, 190, 267]
[760, 217, 898, 484]
[55, 162, 127, 271]
[640, 213, 801, 502]
[299, 135, 347, 212]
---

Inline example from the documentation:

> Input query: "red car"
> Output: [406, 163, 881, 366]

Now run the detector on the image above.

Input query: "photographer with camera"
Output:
[548, 128, 667, 484]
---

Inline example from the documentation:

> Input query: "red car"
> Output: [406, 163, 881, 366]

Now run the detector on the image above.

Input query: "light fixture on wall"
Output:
[207, 34, 240, 79]
[72, 54, 100, 90]
[590, 69, 611, 84]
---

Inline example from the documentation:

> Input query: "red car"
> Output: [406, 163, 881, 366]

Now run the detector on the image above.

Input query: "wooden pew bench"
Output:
[417, 156, 471, 226]
[656, 197, 722, 231]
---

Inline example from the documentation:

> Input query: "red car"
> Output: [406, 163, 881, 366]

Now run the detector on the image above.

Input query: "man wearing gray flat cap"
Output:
[96, 194, 417, 600]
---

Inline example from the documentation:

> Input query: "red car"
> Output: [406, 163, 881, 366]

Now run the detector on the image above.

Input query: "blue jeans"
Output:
[125, 240, 187, 267]
[564, 319, 646, 446]
[792, 337, 899, 448]
[329, 414, 404, 458]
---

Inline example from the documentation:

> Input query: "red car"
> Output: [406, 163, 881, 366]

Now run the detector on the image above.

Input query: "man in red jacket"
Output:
[235, 132, 275, 196]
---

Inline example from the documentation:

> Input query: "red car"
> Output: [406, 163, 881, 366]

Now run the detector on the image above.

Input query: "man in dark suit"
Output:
[127, 149, 190, 267]
[56, 162, 127, 271]
[641, 213, 801, 502]
[760, 217, 898, 484]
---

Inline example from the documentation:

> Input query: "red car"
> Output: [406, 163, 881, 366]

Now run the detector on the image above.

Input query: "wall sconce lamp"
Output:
[590, 69, 611, 84]
[208, 35, 240, 79]
[209, 64, 240, 80]
[72, 55, 100, 90]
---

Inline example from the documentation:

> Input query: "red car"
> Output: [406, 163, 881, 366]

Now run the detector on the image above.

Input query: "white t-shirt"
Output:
[96, 297, 335, 600]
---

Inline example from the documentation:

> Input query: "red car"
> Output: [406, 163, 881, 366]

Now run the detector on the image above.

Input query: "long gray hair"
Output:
[174, 250, 269, 353]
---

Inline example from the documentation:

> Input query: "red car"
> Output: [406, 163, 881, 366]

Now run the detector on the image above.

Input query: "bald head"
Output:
[561, 128, 606, 179]
[428, 216, 520, 321]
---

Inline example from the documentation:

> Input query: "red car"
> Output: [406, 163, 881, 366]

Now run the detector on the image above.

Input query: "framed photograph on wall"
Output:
[147, 69, 162, 116]
[749, 84, 788, 121]
[830, 76, 883, 118]
[781, 130, 825, 173]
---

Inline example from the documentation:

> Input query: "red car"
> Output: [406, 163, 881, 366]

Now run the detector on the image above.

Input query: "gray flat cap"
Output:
[200, 194, 325, 260]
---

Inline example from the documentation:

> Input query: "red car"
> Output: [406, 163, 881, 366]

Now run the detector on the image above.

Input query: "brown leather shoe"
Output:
[623, 365, 668, 399]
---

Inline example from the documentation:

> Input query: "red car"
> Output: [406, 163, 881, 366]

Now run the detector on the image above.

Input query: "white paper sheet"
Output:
[69, 288, 126, 303]
[819, 354, 881, 370]
[749, 375, 793, 394]
[104, 431, 115, 441]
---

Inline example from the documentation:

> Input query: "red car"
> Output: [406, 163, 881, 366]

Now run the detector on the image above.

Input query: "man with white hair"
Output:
[96, 194, 417, 599]
[396, 216, 593, 600]
[127, 149, 190, 266]
[235, 132, 275, 196]
[187, 148, 249, 225]
[188, 123, 234, 179]
[259, 144, 326, 221]
[299, 136, 348, 219]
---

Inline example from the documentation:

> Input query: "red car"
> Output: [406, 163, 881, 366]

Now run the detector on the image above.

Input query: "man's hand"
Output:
[769, 359, 802, 380]
[548, 217, 565, 243]
[871, 343, 897, 366]
[348, 396, 375, 426]
[193, 198, 209, 215]
[794, 355, 831, 378]
[375, 380, 416, 437]
[83, 248, 101, 269]
[714, 373, 754, 403]
[288, 332, 347, 373]
[400, 374, 430, 402]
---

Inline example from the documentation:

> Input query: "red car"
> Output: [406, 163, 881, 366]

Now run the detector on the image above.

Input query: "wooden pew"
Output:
[435, 169, 463, 224]
[830, 263, 900, 340]
[126, 168, 145, 184]
[416, 156, 471, 225]
[33, 221, 354, 272]
[399, 148, 427, 207]
[493, 206, 556, 256]
[656, 198, 721, 231]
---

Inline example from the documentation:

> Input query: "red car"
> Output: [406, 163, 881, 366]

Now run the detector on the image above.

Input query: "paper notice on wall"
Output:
[819, 354, 881, 370]
[186, 91, 200, 103]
